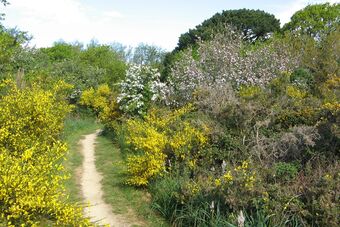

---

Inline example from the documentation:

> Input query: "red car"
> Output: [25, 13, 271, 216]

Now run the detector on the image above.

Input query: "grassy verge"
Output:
[62, 115, 101, 202]
[95, 133, 169, 227]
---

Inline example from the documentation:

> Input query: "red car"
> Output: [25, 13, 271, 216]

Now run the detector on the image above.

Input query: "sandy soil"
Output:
[79, 130, 132, 227]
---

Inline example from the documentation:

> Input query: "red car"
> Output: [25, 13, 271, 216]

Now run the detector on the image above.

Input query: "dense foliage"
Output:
[282, 3, 340, 39]
[1, 2, 339, 226]
[80, 84, 119, 128]
[90, 3, 338, 226]
[163, 9, 281, 81]
[125, 105, 208, 186]
[0, 40, 127, 103]
[130, 43, 166, 67]
[0, 80, 91, 226]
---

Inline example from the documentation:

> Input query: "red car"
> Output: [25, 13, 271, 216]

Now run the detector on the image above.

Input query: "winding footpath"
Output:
[79, 130, 131, 227]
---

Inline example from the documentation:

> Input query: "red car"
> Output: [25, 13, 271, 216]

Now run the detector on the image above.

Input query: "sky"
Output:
[0, 0, 338, 51]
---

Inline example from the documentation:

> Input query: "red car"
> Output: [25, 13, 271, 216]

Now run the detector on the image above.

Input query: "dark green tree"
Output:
[176, 9, 280, 51]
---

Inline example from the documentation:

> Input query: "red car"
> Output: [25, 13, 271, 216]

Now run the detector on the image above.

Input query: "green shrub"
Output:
[274, 162, 300, 181]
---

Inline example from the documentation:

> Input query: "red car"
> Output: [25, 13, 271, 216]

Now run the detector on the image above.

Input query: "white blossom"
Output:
[118, 64, 168, 115]
[167, 27, 298, 105]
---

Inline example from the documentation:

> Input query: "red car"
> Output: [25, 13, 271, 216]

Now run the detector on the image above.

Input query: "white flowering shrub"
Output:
[168, 27, 299, 105]
[118, 64, 166, 115]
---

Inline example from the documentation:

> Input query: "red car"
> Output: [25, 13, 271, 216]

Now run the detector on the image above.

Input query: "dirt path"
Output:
[79, 130, 131, 227]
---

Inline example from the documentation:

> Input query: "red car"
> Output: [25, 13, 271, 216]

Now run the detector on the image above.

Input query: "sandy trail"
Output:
[79, 130, 131, 227]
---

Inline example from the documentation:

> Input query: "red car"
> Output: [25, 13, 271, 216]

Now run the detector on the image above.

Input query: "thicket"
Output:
[0, 16, 168, 225]
[0, 11, 125, 225]
[1, 1, 339, 226]
[0, 80, 92, 226]
[81, 3, 339, 226]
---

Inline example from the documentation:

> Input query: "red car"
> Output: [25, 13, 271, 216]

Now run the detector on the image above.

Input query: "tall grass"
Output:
[149, 174, 304, 227]
[149, 175, 236, 227]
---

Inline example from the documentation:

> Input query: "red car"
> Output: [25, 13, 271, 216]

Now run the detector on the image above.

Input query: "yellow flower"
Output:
[286, 85, 307, 99]
[0, 80, 91, 226]
[223, 171, 233, 183]
[125, 105, 208, 186]
[323, 174, 332, 181]
[215, 179, 221, 187]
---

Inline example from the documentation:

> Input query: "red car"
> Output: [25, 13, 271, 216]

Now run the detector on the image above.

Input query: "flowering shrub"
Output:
[0, 80, 91, 226]
[215, 161, 256, 191]
[0, 80, 73, 154]
[238, 85, 263, 99]
[80, 84, 119, 126]
[125, 105, 208, 186]
[126, 117, 167, 186]
[286, 85, 307, 99]
[117, 64, 167, 115]
[209, 160, 261, 212]
[320, 74, 340, 110]
[167, 28, 298, 105]
[147, 69, 339, 226]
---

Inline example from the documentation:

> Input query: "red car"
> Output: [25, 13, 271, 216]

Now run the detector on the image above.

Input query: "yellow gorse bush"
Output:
[126, 104, 208, 186]
[238, 85, 262, 99]
[80, 84, 119, 126]
[286, 85, 307, 99]
[0, 80, 92, 226]
[0, 80, 73, 154]
[320, 74, 340, 114]
[126, 120, 167, 186]
[215, 161, 256, 190]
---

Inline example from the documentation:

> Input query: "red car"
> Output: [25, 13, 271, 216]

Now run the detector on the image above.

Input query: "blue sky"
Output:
[0, 0, 337, 50]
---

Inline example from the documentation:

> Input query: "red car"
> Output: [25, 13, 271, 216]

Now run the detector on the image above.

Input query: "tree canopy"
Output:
[0, 27, 30, 74]
[176, 9, 280, 51]
[130, 43, 166, 67]
[40, 41, 82, 62]
[282, 3, 340, 39]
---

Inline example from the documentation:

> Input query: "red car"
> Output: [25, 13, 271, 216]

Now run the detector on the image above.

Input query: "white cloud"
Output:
[103, 10, 124, 19]
[3, 0, 126, 47]
[1, 0, 187, 50]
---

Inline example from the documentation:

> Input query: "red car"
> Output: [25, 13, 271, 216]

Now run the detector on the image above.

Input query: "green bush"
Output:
[274, 162, 300, 181]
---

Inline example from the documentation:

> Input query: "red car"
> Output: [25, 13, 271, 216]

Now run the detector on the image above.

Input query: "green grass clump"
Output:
[94, 134, 169, 226]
